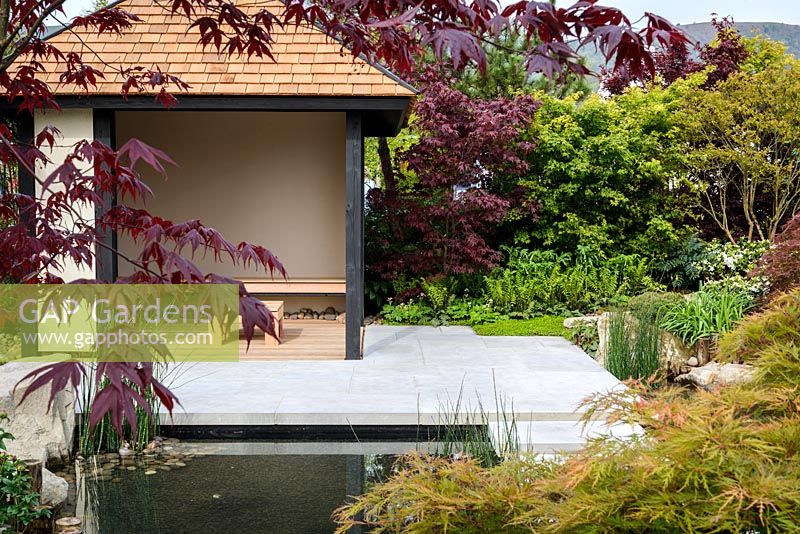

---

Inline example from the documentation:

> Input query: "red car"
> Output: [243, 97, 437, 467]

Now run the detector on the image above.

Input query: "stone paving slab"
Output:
[157, 326, 625, 444]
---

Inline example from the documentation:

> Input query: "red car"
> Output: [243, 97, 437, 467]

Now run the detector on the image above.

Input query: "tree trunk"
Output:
[377, 137, 395, 195]
[23, 459, 43, 493]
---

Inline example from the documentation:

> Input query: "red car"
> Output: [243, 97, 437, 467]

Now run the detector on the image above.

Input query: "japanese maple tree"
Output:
[368, 74, 538, 281]
[0, 0, 688, 439]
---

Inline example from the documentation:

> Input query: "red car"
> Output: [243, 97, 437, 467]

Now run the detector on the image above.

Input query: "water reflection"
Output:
[65, 442, 431, 534]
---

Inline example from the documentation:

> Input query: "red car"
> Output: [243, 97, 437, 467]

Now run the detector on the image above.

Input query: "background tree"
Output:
[367, 76, 538, 284]
[514, 83, 691, 257]
[680, 61, 800, 243]
[453, 29, 591, 100]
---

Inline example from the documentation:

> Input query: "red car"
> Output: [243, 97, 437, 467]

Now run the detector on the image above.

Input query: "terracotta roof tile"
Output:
[26, 0, 414, 97]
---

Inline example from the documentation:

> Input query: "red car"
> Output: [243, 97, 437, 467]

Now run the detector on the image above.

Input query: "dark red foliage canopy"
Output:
[0, 0, 686, 440]
[754, 213, 800, 295]
[368, 75, 538, 279]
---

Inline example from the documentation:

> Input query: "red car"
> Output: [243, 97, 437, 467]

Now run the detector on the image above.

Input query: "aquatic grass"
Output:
[605, 295, 668, 382]
[78, 363, 184, 456]
[75, 456, 162, 533]
[431, 373, 520, 466]
[605, 310, 634, 380]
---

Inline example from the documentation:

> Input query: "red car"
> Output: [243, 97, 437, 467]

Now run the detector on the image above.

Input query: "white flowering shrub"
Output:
[692, 240, 771, 298]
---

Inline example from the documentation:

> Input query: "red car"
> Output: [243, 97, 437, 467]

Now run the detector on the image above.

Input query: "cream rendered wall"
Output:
[116, 111, 346, 281]
[34, 109, 95, 281]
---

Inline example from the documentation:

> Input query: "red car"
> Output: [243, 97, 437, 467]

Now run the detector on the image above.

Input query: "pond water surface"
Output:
[57, 441, 424, 534]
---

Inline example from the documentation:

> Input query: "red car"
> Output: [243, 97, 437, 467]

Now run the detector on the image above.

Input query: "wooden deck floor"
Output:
[239, 319, 345, 360]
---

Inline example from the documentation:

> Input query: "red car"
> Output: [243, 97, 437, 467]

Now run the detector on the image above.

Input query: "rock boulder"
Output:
[0, 362, 75, 464]
[41, 467, 69, 507]
[675, 362, 755, 391]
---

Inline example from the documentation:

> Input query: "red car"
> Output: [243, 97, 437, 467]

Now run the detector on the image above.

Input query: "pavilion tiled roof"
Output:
[35, 0, 415, 97]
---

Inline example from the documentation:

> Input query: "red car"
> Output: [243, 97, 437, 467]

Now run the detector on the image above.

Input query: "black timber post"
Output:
[13, 112, 37, 355]
[345, 112, 364, 360]
[11, 111, 36, 227]
[14, 112, 35, 197]
[93, 109, 118, 282]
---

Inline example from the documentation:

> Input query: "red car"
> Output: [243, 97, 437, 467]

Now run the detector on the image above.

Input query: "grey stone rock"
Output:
[675, 362, 755, 391]
[687, 356, 699, 367]
[41, 467, 68, 506]
[563, 316, 599, 329]
[336, 312, 346, 324]
[323, 306, 337, 315]
[323, 313, 336, 321]
[0, 363, 75, 463]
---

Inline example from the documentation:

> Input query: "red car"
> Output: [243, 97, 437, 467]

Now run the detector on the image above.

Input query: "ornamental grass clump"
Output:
[604, 292, 683, 381]
[660, 285, 754, 346]
[334, 290, 800, 533]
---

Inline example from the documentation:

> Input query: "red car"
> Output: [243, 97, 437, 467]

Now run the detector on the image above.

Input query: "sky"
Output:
[578, 0, 800, 26]
[58, 0, 800, 26]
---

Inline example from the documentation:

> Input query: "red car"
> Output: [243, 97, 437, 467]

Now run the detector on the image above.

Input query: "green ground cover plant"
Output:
[335, 290, 800, 533]
[380, 298, 503, 327]
[472, 316, 567, 337]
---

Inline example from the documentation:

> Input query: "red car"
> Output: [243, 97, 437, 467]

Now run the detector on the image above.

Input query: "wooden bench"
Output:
[240, 278, 347, 296]
[241, 279, 345, 347]
[260, 300, 284, 346]
[234, 299, 285, 345]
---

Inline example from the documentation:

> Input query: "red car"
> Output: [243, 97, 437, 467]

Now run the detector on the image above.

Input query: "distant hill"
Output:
[679, 22, 800, 58]
[576, 21, 800, 89]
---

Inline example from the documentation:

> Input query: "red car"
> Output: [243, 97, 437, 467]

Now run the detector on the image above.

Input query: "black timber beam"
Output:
[0, 96, 412, 137]
[345, 111, 365, 360]
[93, 109, 118, 282]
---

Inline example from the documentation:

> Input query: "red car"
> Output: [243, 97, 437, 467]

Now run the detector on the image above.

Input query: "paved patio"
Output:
[159, 325, 635, 452]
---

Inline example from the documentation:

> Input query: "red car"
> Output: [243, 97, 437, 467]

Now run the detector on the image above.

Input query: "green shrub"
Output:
[421, 277, 451, 311]
[627, 290, 686, 316]
[718, 289, 800, 364]
[660, 285, 754, 345]
[336, 293, 800, 533]
[484, 247, 662, 316]
[0, 416, 50, 530]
